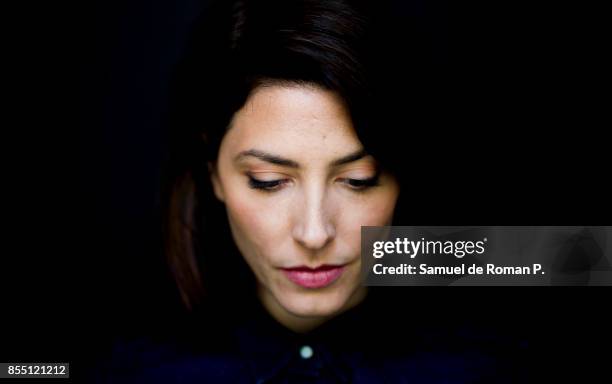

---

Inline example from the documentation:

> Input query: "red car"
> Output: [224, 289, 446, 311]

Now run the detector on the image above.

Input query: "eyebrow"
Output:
[234, 148, 369, 168]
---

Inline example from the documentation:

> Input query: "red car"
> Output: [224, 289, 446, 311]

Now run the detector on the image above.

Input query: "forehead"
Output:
[223, 85, 361, 158]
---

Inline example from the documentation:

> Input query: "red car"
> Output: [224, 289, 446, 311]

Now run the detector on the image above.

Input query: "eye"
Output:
[341, 175, 380, 191]
[247, 175, 288, 192]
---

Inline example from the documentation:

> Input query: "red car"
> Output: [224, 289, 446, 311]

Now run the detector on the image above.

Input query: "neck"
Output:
[257, 285, 368, 333]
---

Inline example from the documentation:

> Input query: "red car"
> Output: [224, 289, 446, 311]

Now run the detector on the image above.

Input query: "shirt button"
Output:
[299, 345, 313, 359]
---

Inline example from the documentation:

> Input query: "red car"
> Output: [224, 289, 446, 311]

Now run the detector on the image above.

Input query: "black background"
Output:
[4, 0, 609, 382]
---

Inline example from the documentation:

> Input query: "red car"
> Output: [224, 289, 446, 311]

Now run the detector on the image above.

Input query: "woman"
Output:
[92, 0, 528, 382]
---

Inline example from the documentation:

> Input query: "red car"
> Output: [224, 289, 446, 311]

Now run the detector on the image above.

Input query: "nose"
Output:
[292, 189, 336, 250]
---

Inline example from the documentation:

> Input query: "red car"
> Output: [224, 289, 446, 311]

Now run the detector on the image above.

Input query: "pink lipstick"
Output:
[281, 265, 345, 289]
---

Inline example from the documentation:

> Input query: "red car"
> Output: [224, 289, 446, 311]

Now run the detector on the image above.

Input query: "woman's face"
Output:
[211, 84, 399, 327]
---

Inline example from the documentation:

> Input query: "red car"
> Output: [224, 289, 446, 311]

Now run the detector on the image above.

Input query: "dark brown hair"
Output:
[162, 0, 431, 314]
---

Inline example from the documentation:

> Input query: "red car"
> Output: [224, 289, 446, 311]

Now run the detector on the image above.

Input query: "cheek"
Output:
[344, 189, 398, 224]
[336, 187, 399, 246]
[224, 187, 290, 259]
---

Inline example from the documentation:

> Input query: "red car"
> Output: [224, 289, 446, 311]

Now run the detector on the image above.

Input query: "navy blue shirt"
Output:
[90, 289, 528, 383]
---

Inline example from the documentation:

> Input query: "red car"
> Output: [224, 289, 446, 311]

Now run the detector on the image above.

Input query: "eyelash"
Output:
[247, 175, 379, 192]
[247, 176, 287, 191]
[344, 176, 380, 190]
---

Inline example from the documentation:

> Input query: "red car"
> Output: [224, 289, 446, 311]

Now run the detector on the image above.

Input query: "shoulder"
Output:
[86, 335, 250, 384]
[353, 289, 530, 382]
[359, 322, 529, 383]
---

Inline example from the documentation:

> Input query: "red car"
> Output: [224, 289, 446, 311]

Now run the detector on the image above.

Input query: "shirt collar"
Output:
[232, 294, 373, 383]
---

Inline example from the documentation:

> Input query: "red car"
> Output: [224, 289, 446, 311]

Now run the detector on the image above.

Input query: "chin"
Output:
[278, 287, 355, 318]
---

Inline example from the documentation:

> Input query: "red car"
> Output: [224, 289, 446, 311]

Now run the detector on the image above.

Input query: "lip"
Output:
[281, 264, 346, 289]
